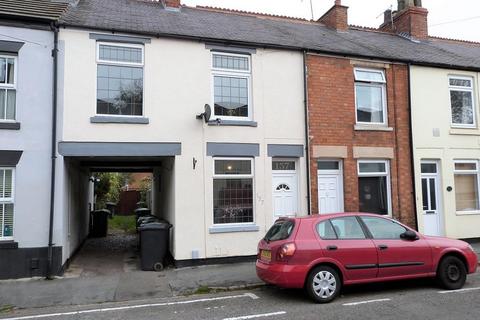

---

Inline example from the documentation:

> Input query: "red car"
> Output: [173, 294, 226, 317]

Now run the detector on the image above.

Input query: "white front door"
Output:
[317, 160, 344, 214]
[421, 161, 443, 236]
[272, 160, 298, 217]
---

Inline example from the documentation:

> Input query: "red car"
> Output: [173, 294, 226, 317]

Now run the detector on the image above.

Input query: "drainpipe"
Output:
[407, 64, 419, 231]
[303, 50, 311, 215]
[47, 23, 59, 279]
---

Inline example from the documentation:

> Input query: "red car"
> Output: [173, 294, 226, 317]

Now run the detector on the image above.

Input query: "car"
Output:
[256, 213, 478, 303]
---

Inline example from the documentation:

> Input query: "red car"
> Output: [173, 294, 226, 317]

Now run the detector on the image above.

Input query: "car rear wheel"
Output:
[305, 265, 341, 303]
[437, 256, 467, 290]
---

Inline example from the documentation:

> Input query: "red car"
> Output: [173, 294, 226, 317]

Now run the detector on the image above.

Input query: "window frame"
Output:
[354, 67, 387, 126]
[95, 42, 145, 118]
[453, 159, 480, 214]
[0, 167, 15, 240]
[449, 75, 476, 129]
[212, 157, 255, 226]
[0, 55, 17, 122]
[211, 51, 252, 121]
[328, 216, 368, 240]
[357, 159, 392, 216]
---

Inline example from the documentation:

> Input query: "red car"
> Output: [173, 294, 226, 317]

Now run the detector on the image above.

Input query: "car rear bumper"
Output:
[255, 260, 308, 288]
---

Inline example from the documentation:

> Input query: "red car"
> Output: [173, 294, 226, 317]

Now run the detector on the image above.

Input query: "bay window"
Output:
[358, 160, 391, 215]
[449, 76, 475, 127]
[354, 68, 387, 125]
[96, 43, 144, 116]
[213, 158, 254, 224]
[0, 168, 14, 239]
[454, 161, 480, 212]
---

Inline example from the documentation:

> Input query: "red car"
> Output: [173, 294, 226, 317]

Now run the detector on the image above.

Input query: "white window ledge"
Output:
[208, 120, 257, 127]
[449, 129, 480, 136]
[354, 124, 393, 132]
[456, 211, 480, 216]
[90, 116, 149, 124]
[209, 224, 259, 234]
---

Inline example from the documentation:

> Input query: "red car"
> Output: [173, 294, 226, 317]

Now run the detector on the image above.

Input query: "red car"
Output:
[256, 213, 478, 303]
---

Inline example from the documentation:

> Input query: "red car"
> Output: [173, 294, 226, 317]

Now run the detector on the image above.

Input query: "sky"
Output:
[182, 0, 480, 42]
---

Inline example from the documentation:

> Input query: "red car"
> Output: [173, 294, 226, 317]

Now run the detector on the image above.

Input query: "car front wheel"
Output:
[305, 265, 341, 303]
[437, 256, 467, 290]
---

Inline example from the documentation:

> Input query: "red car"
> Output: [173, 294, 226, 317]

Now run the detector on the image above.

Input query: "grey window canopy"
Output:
[58, 142, 181, 157]
[205, 43, 256, 55]
[0, 40, 24, 54]
[207, 142, 259, 157]
[0, 150, 23, 166]
[89, 33, 151, 44]
[267, 144, 304, 158]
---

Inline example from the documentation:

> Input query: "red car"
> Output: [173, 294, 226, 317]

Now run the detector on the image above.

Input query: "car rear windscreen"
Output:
[264, 220, 295, 242]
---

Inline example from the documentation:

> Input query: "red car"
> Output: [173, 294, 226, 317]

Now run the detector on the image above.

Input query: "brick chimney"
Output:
[164, 0, 180, 9]
[380, 0, 428, 40]
[318, 0, 349, 32]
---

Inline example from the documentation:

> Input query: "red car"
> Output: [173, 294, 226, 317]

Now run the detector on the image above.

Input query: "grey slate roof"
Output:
[60, 0, 480, 70]
[0, 0, 69, 21]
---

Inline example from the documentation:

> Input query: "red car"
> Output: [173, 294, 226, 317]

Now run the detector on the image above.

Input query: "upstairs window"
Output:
[0, 56, 16, 121]
[0, 168, 14, 239]
[449, 76, 475, 127]
[96, 43, 144, 116]
[354, 68, 387, 125]
[212, 52, 251, 120]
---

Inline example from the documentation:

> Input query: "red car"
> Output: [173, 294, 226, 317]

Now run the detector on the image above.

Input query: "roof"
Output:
[59, 0, 480, 71]
[0, 0, 69, 22]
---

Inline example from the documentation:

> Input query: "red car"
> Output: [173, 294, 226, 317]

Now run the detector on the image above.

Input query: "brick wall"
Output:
[380, 7, 428, 40]
[318, 1, 348, 31]
[307, 54, 416, 228]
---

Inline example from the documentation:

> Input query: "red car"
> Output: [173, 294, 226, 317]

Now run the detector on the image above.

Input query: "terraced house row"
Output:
[0, 0, 479, 279]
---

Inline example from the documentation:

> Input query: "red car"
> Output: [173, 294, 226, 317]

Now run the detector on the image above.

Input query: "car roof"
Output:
[289, 212, 389, 221]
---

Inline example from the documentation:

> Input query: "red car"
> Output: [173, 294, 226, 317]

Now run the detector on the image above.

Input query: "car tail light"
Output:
[277, 243, 296, 261]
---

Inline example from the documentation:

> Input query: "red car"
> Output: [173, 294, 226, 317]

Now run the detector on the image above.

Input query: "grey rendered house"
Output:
[0, 1, 68, 279]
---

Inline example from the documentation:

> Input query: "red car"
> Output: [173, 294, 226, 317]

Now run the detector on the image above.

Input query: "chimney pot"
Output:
[318, 0, 348, 31]
[379, 0, 428, 39]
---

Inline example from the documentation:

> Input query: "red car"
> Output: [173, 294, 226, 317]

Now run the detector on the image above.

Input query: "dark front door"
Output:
[359, 176, 388, 215]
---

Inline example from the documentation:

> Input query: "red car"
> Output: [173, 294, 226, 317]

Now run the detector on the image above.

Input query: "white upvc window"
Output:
[0, 168, 14, 240]
[354, 68, 387, 125]
[449, 76, 476, 128]
[357, 160, 391, 216]
[213, 158, 254, 225]
[0, 56, 16, 121]
[211, 52, 252, 121]
[453, 160, 480, 213]
[95, 42, 144, 117]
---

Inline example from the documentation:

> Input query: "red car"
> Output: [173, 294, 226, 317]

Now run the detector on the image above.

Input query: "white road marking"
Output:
[438, 287, 480, 294]
[342, 298, 391, 306]
[223, 311, 287, 320]
[0, 293, 257, 320]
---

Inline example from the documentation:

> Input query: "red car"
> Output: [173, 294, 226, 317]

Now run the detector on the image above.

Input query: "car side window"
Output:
[317, 221, 337, 239]
[330, 217, 366, 239]
[361, 216, 406, 239]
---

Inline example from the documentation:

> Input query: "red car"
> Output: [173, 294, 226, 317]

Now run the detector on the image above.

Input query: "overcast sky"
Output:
[182, 0, 480, 42]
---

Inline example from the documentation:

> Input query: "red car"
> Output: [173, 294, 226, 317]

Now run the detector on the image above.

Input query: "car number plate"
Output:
[261, 250, 271, 261]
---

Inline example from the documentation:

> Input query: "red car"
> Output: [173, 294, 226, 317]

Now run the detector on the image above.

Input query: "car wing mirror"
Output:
[400, 230, 419, 241]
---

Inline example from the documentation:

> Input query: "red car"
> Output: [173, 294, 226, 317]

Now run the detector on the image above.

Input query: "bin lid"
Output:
[93, 209, 110, 214]
[138, 222, 171, 231]
[135, 208, 151, 213]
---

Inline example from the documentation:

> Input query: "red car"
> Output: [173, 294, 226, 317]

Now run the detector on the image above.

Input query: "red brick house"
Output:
[307, 0, 420, 227]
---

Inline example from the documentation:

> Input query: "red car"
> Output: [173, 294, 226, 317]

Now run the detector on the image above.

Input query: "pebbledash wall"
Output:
[411, 65, 480, 239]
[0, 25, 62, 279]
[307, 54, 416, 227]
[56, 28, 308, 264]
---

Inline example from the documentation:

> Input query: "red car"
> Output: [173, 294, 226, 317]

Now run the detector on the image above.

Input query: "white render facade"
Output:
[56, 28, 308, 264]
[411, 65, 480, 239]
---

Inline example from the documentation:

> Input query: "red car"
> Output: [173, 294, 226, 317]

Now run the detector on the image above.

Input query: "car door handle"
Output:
[326, 245, 338, 251]
[378, 244, 388, 250]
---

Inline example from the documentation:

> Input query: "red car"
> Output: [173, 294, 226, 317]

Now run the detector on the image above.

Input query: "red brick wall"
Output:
[307, 54, 416, 228]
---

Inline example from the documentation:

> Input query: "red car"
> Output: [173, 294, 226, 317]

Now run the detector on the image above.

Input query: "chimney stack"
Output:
[164, 0, 181, 9]
[318, 0, 349, 32]
[380, 0, 428, 40]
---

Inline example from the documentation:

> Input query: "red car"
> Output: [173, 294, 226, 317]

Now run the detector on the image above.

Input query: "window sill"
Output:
[209, 224, 259, 234]
[208, 120, 257, 127]
[0, 241, 18, 249]
[354, 124, 393, 132]
[449, 129, 480, 136]
[90, 116, 149, 124]
[456, 211, 480, 216]
[0, 122, 20, 130]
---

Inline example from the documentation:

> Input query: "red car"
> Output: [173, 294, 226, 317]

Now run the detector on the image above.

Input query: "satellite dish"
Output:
[203, 104, 211, 123]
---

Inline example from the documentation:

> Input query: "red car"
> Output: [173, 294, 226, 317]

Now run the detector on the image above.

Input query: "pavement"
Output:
[0, 237, 478, 313]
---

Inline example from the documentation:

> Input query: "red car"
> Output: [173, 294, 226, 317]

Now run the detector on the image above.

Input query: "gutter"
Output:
[47, 22, 59, 279]
[303, 50, 311, 215]
[407, 64, 419, 231]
